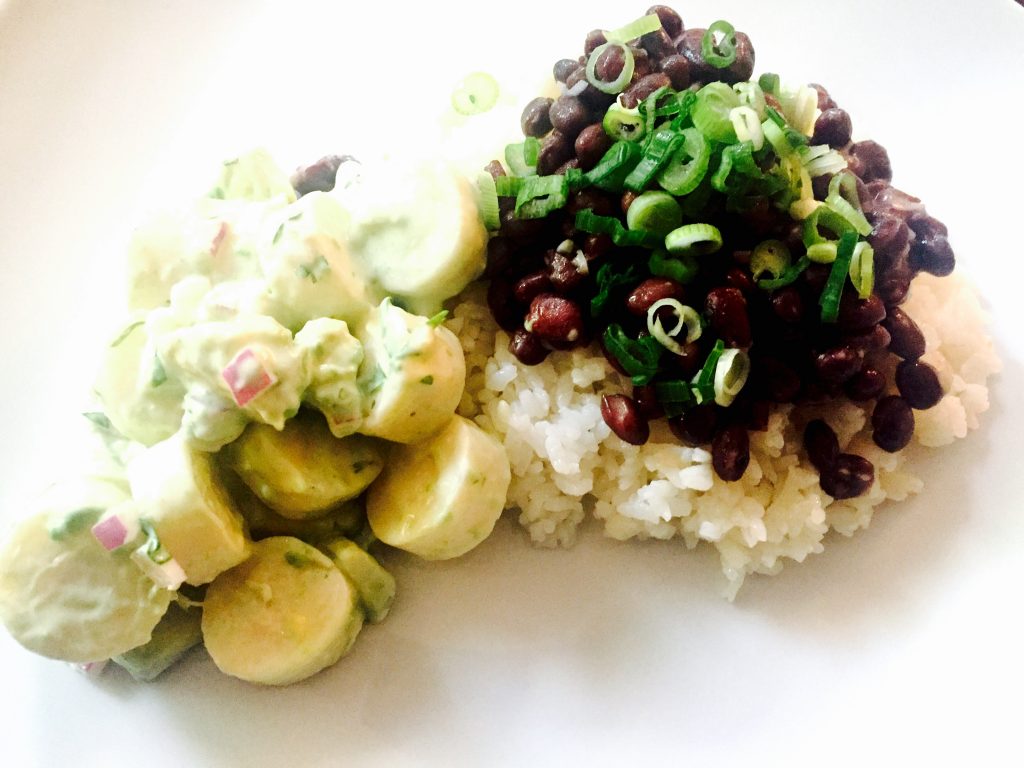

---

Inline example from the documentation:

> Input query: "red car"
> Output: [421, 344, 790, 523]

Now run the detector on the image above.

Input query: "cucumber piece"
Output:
[366, 415, 511, 560]
[127, 431, 250, 585]
[113, 602, 202, 681]
[320, 538, 396, 623]
[201, 537, 363, 686]
[223, 410, 384, 519]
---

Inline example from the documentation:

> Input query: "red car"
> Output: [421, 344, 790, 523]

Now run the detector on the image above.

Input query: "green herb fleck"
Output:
[288, 212, 303, 221]
[49, 507, 102, 541]
[426, 310, 449, 328]
[223, 158, 239, 167]
[295, 254, 330, 283]
[351, 460, 370, 474]
[110, 321, 144, 348]
[272, 222, 285, 245]
[420, 375, 434, 385]
[210, 187, 225, 200]
[140, 520, 172, 564]
[151, 356, 167, 387]
[285, 551, 313, 569]
[83, 411, 113, 431]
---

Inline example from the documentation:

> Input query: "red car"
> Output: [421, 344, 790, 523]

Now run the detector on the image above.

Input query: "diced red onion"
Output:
[221, 347, 277, 407]
[91, 515, 130, 551]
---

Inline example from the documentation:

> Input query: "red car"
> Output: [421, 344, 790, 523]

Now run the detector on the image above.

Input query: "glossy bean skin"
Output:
[812, 108, 852, 148]
[520, 97, 554, 138]
[845, 367, 886, 401]
[574, 123, 612, 171]
[601, 394, 650, 445]
[803, 419, 839, 471]
[883, 306, 926, 360]
[548, 96, 591, 141]
[814, 345, 863, 385]
[553, 58, 577, 83]
[536, 131, 574, 175]
[669, 403, 718, 446]
[625, 278, 686, 317]
[712, 424, 750, 482]
[872, 395, 915, 452]
[525, 294, 585, 346]
[705, 287, 751, 348]
[646, 4, 684, 37]
[846, 140, 892, 183]
[508, 328, 550, 366]
[895, 360, 943, 409]
[820, 454, 874, 499]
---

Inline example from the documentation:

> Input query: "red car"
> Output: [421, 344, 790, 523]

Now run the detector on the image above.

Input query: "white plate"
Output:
[1, 1, 1023, 765]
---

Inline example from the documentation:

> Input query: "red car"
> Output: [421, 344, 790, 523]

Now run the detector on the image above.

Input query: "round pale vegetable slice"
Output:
[224, 410, 384, 519]
[201, 536, 363, 686]
[128, 431, 250, 585]
[0, 478, 173, 663]
[320, 538, 396, 623]
[366, 415, 511, 560]
[358, 299, 466, 444]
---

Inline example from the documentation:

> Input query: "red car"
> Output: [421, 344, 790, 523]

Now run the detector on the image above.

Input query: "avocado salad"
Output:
[0, 149, 511, 685]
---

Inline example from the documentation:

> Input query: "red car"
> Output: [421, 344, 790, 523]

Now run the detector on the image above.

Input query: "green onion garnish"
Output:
[451, 72, 499, 116]
[730, 107, 764, 150]
[624, 128, 683, 192]
[602, 102, 646, 142]
[475, 172, 500, 231]
[806, 242, 838, 264]
[701, 20, 738, 69]
[692, 339, 726, 403]
[664, 222, 723, 257]
[602, 323, 663, 385]
[733, 82, 766, 116]
[692, 82, 740, 143]
[648, 249, 699, 284]
[585, 140, 644, 191]
[849, 241, 875, 299]
[802, 203, 858, 246]
[654, 380, 696, 417]
[824, 194, 873, 237]
[756, 255, 810, 291]
[515, 174, 568, 219]
[713, 348, 750, 407]
[574, 209, 662, 249]
[750, 240, 791, 282]
[758, 72, 780, 95]
[494, 175, 523, 197]
[591, 262, 640, 317]
[657, 127, 711, 196]
[646, 298, 702, 355]
[586, 42, 635, 94]
[604, 13, 663, 44]
[820, 231, 858, 323]
[505, 139, 539, 177]
[626, 190, 683, 236]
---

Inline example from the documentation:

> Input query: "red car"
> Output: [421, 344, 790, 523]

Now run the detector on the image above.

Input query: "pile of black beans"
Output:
[482, 6, 953, 498]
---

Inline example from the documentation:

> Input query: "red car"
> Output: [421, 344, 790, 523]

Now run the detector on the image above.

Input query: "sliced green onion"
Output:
[505, 139, 539, 177]
[648, 249, 699, 284]
[647, 299, 702, 356]
[603, 323, 663, 385]
[657, 127, 711, 196]
[820, 231, 858, 323]
[711, 141, 761, 195]
[806, 241, 838, 264]
[585, 140, 644, 191]
[828, 170, 861, 210]
[701, 20, 738, 69]
[591, 262, 640, 317]
[475, 172, 500, 230]
[692, 339, 725, 404]
[640, 86, 674, 136]
[624, 128, 684, 191]
[451, 72, 499, 115]
[575, 209, 662, 249]
[762, 117, 792, 159]
[758, 72, 780, 96]
[692, 82, 740, 143]
[802, 201, 857, 246]
[653, 380, 695, 417]
[733, 82, 766, 117]
[586, 42, 635, 95]
[626, 190, 683, 236]
[713, 348, 750, 407]
[729, 107, 764, 150]
[757, 255, 810, 290]
[750, 240, 791, 281]
[605, 13, 663, 43]
[825, 195, 872, 237]
[798, 144, 847, 177]
[669, 90, 699, 130]
[849, 241, 875, 299]
[665, 223, 723, 257]
[494, 175, 523, 197]
[603, 102, 646, 142]
[778, 83, 819, 136]
[515, 174, 568, 219]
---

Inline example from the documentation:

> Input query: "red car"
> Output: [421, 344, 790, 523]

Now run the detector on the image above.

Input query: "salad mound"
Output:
[0, 150, 511, 684]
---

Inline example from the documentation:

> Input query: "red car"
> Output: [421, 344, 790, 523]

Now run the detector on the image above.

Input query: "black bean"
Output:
[630, 46, 654, 79]
[846, 140, 893, 183]
[567, 187, 618, 218]
[837, 293, 886, 331]
[759, 357, 801, 402]
[632, 384, 665, 420]
[487, 277, 526, 333]
[291, 154, 353, 196]
[705, 287, 752, 348]
[574, 123, 612, 171]
[484, 159, 506, 181]
[907, 213, 948, 241]
[769, 287, 804, 323]
[724, 266, 755, 296]
[622, 73, 672, 108]
[910, 232, 956, 277]
[814, 345, 863, 384]
[883, 307, 927, 360]
[555, 157, 581, 177]
[820, 454, 874, 499]
[548, 96, 591, 141]
[895, 360, 943, 409]
[536, 130, 574, 175]
[647, 5, 683, 38]
[803, 419, 840, 471]
[508, 328, 550, 366]
[876, 263, 913, 308]
[869, 214, 912, 264]
[484, 236, 516, 279]
[513, 271, 553, 304]
[582, 233, 614, 261]
[546, 251, 587, 292]
[674, 28, 715, 83]
[584, 29, 608, 55]
[520, 97, 554, 138]
[525, 294, 585, 346]
[553, 58, 578, 83]
[601, 394, 650, 445]
[812, 108, 852, 148]
[872, 395, 915, 452]
[845, 367, 886, 401]
[658, 54, 691, 90]
[499, 206, 546, 241]
[669, 403, 718, 446]
[845, 324, 891, 354]
[809, 83, 837, 111]
[666, 340, 703, 378]
[594, 45, 626, 82]
[640, 28, 676, 60]
[724, 32, 755, 84]
[565, 67, 615, 111]
[626, 277, 686, 317]
[712, 424, 750, 482]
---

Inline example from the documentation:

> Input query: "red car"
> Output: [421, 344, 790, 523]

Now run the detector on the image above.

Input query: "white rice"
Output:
[448, 272, 1001, 599]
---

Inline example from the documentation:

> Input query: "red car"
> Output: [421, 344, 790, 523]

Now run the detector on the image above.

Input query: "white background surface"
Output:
[1, 1, 1023, 766]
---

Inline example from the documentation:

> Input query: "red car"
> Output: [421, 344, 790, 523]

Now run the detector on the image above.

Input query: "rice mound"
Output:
[448, 272, 1000, 598]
